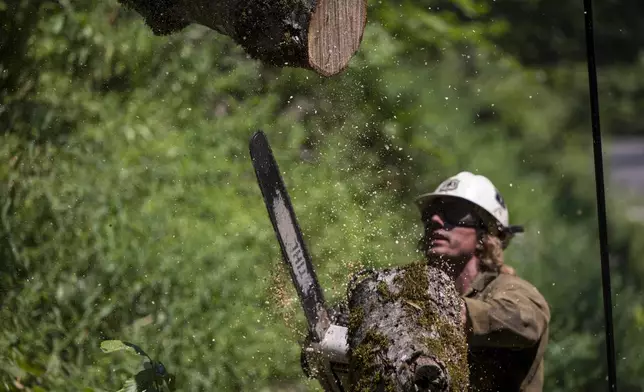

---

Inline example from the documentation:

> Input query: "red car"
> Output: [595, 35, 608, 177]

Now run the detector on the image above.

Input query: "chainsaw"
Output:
[249, 130, 350, 392]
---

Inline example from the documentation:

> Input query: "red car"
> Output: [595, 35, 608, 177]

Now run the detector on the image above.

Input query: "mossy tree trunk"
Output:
[118, 0, 367, 77]
[346, 262, 470, 392]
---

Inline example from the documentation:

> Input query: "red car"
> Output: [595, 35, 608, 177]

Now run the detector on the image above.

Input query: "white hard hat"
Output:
[414, 171, 523, 246]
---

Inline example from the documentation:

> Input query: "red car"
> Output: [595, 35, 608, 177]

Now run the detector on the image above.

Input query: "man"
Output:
[300, 171, 550, 391]
[415, 171, 550, 392]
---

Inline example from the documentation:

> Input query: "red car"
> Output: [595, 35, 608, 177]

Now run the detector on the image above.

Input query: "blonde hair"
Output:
[477, 234, 516, 275]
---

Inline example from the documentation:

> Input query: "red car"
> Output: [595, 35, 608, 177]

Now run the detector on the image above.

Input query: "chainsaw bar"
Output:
[248, 130, 332, 342]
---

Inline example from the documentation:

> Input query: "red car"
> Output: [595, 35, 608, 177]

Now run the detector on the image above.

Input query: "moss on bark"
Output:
[394, 262, 469, 391]
[349, 329, 396, 392]
[347, 263, 469, 391]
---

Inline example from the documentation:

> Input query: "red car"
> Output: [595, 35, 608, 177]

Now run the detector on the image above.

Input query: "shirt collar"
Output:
[463, 270, 499, 297]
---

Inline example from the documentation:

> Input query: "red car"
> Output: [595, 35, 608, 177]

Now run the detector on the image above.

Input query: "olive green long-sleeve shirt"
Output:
[462, 271, 551, 392]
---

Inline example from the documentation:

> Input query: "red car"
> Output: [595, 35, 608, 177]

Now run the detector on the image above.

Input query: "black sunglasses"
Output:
[421, 199, 489, 231]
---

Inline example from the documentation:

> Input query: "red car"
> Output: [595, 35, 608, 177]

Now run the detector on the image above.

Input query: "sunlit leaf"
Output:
[100, 340, 149, 359]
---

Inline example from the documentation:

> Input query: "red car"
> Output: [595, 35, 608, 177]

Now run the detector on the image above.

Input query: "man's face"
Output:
[421, 197, 484, 270]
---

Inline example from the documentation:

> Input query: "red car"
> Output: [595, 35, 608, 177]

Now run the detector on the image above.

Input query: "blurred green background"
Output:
[2, 0, 644, 391]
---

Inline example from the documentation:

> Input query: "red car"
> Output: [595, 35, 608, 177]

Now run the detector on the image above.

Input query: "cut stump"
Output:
[118, 0, 368, 77]
[346, 262, 470, 392]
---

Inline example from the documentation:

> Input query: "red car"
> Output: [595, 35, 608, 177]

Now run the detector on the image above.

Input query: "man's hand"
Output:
[300, 301, 349, 379]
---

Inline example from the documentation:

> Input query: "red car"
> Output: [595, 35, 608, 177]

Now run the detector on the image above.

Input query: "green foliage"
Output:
[100, 340, 175, 392]
[2, 0, 644, 391]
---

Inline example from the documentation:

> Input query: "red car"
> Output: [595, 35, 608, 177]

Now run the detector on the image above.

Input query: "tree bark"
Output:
[346, 262, 470, 392]
[118, 0, 367, 77]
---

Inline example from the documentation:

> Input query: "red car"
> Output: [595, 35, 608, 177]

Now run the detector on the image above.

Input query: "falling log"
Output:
[346, 262, 470, 392]
[118, 0, 368, 77]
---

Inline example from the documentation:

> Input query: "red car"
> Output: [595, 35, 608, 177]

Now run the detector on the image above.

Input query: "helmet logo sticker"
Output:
[438, 179, 459, 192]
[495, 190, 506, 209]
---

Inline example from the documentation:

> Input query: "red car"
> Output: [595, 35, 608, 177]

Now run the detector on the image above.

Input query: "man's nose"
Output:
[429, 214, 445, 227]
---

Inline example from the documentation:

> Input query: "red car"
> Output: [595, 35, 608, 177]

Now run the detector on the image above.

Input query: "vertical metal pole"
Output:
[582, 0, 618, 391]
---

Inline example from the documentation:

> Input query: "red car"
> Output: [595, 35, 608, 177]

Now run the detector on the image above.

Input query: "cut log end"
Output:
[120, 0, 367, 77]
[307, 0, 368, 77]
